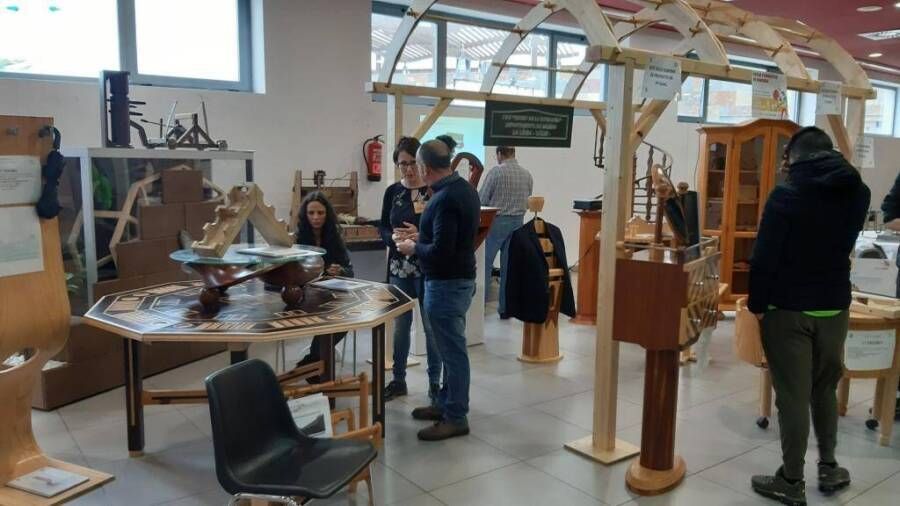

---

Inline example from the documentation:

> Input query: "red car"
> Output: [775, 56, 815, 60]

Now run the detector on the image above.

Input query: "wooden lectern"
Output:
[519, 197, 564, 363]
[612, 170, 720, 495]
[571, 210, 601, 325]
[0, 116, 113, 504]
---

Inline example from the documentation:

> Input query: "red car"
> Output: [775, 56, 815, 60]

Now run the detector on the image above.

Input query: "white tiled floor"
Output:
[35, 295, 899, 506]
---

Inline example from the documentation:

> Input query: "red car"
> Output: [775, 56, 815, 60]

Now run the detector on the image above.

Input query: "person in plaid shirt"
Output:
[479, 146, 533, 309]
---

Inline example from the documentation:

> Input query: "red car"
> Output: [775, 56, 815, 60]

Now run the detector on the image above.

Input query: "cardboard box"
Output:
[32, 340, 226, 410]
[53, 318, 120, 363]
[139, 202, 185, 240]
[161, 169, 204, 203]
[93, 275, 148, 299]
[184, 201, 219, 239]
[115, 237, 181, 278]
[143, 270, 189, 287]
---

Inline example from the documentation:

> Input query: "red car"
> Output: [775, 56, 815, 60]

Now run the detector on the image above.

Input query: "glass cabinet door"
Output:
[772, 132, 791, 187]
[734, 134, 765, 232]
[704, 141, 728, 231]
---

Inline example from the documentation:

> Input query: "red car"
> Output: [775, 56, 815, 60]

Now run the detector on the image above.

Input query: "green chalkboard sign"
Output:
[483, 100, 574, 148]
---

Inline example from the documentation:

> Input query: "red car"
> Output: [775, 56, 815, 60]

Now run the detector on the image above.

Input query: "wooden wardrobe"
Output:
[697, 119, 798, 310]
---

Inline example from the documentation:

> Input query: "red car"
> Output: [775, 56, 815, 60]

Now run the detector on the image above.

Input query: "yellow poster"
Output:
[751, 71, 789, 120]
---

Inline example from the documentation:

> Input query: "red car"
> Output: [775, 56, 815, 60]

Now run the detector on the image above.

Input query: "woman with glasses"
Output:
[378, 136, 442, 403]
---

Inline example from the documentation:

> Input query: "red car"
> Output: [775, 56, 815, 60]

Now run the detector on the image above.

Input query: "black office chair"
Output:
[205, 359, 378, 505]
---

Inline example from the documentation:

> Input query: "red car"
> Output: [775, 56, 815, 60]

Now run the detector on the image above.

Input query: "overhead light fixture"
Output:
[896, 2, 900, 7]
[869, 52, 883, 58]
[860, 28, 900, 40]
[857, 6, 883, 12]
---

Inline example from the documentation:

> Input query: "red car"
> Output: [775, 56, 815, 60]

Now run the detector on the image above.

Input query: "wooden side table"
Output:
[571, 210, 601, 325]
[836, 312, 900, 446]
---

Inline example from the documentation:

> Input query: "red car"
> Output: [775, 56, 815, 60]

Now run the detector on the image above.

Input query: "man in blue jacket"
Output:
[748, 127, 870, 505]
[397, 136, 480, 441]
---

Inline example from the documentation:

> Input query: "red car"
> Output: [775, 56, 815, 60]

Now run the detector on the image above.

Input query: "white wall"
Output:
[1, 0, 898, 262]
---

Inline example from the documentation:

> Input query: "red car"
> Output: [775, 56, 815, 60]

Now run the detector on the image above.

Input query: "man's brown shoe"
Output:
[411, 405, 443, 421]
[417, 420, 470, 441]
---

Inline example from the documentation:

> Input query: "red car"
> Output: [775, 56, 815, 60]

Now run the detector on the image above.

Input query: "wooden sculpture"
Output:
[519, 196, 564, 363]
[192, 184, 293, 257]
[0, 116, 112, 504]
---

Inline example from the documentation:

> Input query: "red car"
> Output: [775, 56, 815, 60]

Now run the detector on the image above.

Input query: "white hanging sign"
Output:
[641, 57, 681, 101]
[751, 71, 789, 120]
[0, 206, 44, 278]
[854, 136, 875, 169]
[844, 329, 895, 372]
[816, 81, 843, 116]
[0, 156, 41, 206]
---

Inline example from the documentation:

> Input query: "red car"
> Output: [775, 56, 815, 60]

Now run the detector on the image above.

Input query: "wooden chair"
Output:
[519, 197, 564, 364]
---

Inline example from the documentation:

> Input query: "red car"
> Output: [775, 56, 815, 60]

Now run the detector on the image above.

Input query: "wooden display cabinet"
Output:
[697, 119, 797, 310]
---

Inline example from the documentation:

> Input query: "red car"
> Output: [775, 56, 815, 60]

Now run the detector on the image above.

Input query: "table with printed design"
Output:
[82, 278, 413, 456]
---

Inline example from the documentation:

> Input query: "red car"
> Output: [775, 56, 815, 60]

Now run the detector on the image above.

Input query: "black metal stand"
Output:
[124, 339, 145, 455]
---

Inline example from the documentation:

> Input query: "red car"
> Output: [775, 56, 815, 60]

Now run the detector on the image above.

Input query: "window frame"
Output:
[0, 0, 254, 92]
[863, 83, 899, 138]
[371, 1, 607, 111]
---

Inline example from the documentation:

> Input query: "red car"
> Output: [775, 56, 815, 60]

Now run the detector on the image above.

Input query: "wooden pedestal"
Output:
[520, 278, 564, 364]
[571, 210, 601, 325]
[625, 349, 686, 495]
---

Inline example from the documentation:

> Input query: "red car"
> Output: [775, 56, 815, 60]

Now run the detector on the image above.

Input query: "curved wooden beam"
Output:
[626, 1, 727, 64]
[377, 0, 439, 85]
[480, 0, 619, 95]
[479, 1, 562, 93]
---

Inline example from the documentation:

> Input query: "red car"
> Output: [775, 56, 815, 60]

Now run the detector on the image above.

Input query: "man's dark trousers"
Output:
[761, 310, 849, 480]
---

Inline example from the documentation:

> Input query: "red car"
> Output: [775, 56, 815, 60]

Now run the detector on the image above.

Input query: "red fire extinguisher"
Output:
[363, 135, 383, 182]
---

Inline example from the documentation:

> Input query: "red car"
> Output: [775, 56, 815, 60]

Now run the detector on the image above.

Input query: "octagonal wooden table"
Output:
[82, 278, 413, 456]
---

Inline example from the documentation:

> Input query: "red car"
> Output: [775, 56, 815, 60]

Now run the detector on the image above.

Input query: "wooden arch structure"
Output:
[369, 0, 874, 486]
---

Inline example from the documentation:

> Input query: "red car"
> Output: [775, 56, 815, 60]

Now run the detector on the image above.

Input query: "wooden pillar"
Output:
[565, 60, 640, 464]
[385, 93, 404, 185]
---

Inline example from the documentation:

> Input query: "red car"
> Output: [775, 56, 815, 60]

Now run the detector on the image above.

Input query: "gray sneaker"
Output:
[818, 463, 850, 494]
[751, 468, 806, 506]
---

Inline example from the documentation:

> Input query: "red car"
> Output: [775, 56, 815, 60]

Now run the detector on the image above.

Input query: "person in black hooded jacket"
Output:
[748, 127, 870, 506]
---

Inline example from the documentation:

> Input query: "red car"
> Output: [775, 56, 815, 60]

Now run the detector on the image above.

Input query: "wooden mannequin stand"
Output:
[0, 116, 112, 504]
[519, 197, 564, 364]
[571, 209, 601, 325]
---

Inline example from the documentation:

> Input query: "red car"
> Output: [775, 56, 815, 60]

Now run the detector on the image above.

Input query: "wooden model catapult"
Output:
[192, 183, 293, 258]
[370, 0, 875, 495]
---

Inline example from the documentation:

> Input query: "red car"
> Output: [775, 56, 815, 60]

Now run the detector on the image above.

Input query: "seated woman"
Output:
[379, 136, 442, 403]
[295, 191, 353, 379]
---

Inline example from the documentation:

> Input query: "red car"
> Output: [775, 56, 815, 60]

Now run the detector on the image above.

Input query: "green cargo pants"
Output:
[760, 309, 849, 481]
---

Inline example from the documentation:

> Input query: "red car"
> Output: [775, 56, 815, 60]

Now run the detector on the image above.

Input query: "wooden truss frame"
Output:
[369, 0, 873, 465]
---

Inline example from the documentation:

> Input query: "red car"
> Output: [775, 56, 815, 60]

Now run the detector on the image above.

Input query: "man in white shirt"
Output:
[479, 146, 533, 307]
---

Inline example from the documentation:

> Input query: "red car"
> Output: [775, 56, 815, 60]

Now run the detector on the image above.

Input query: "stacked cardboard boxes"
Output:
[35, 168, 225, 410]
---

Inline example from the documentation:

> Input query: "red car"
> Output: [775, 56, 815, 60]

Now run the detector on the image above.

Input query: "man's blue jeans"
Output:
[484, 214, 524, 305]
[390, 275, 442, 390]
[424, 278, 475, 423]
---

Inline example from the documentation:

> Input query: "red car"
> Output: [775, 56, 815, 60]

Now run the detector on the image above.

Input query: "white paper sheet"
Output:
[844, 329, 895, 372]
[816, 81, 843, 116]
[288, 393, 333, 438]
[642, 57, 681, 101]
[0, 155, 41, 206]
[0, 206, 44, 278]
[854, 136, 875, 169]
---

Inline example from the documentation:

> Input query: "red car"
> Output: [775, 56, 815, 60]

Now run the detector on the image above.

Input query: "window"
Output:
[135, 0, 240, 82]
[372, 13, 437, 87]
[865, 86, 897, 136]
[0, 0, 253, 91]
[494, 34, 549, 97]
[677, 76, 705, 119]
[706, 80, 753, 124]
[554, 41, 605, 101]
[0, 0, 119, 77]
[446, 22, 507, 91]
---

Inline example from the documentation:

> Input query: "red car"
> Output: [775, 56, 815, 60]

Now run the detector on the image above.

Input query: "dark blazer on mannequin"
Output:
[501, 218, 576, 323]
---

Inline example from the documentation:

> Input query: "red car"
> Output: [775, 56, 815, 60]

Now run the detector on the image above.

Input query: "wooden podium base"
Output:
[518, 353, 563, 364]
[569, 315, 596, 326]
[564, 435, 640, 465]
[0, 455, 113, 506]
[625, 456, 686, 496]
